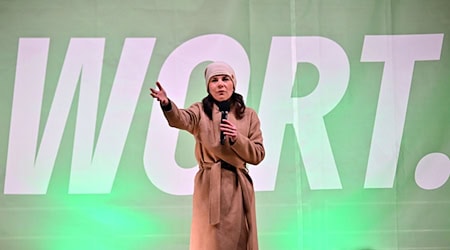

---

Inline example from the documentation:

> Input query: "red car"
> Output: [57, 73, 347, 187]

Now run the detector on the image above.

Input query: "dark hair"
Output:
[202, 93, 246, 120]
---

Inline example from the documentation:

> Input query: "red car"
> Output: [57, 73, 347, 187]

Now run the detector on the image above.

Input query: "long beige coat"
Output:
[162, 100, 265, 250]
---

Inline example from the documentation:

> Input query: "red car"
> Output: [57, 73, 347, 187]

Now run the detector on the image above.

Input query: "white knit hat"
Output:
[204, 61, 236, 89]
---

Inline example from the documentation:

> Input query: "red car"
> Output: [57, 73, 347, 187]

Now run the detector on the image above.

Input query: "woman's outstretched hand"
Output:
[150, 81, 169, 106]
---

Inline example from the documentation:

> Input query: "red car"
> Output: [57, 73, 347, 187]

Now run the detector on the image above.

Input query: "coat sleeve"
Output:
[162, 101, 201, 134]
[230, 109, 265, 165]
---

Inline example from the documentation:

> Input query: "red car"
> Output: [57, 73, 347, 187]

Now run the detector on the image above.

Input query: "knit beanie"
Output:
[204, 61, 236, 89]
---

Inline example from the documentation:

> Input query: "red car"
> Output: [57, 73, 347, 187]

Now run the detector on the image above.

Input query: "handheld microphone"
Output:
[220, 110, 228, 145]
[217, 101, 230, 145]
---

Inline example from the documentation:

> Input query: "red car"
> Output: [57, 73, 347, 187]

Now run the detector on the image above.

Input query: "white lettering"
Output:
[69, 38, 155, 193]
[5, 38, 155, 194]
[255, 36, 349, 190]
[362, 34, 443, 188]
[5, 38, 51, 194]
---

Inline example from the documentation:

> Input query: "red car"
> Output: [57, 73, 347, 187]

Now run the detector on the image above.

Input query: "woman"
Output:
[150, 61, 265, 250]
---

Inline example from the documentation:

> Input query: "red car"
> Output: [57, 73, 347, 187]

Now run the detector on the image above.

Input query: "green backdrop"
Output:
[1, 0, 449, 249]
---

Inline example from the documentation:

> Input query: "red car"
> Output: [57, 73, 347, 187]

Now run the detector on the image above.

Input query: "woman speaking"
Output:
[150, 61, 265, 250]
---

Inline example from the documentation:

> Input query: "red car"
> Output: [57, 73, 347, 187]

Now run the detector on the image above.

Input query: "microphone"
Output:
[217, 101, 230, 145]
[220, 110, 228, 145]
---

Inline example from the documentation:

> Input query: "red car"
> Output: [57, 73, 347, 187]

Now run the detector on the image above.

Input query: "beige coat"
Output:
[163, 101, 265, 250]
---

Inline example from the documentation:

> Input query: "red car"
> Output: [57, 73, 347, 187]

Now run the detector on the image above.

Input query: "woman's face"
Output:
[208, 74, 234, 102]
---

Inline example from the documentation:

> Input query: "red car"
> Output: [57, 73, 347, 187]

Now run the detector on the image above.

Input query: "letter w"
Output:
[4, 38, 155, 194]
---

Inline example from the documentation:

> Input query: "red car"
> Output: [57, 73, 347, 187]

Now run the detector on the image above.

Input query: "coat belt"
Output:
[203, 161, 222, 225]
[201, 162, 253, 229]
